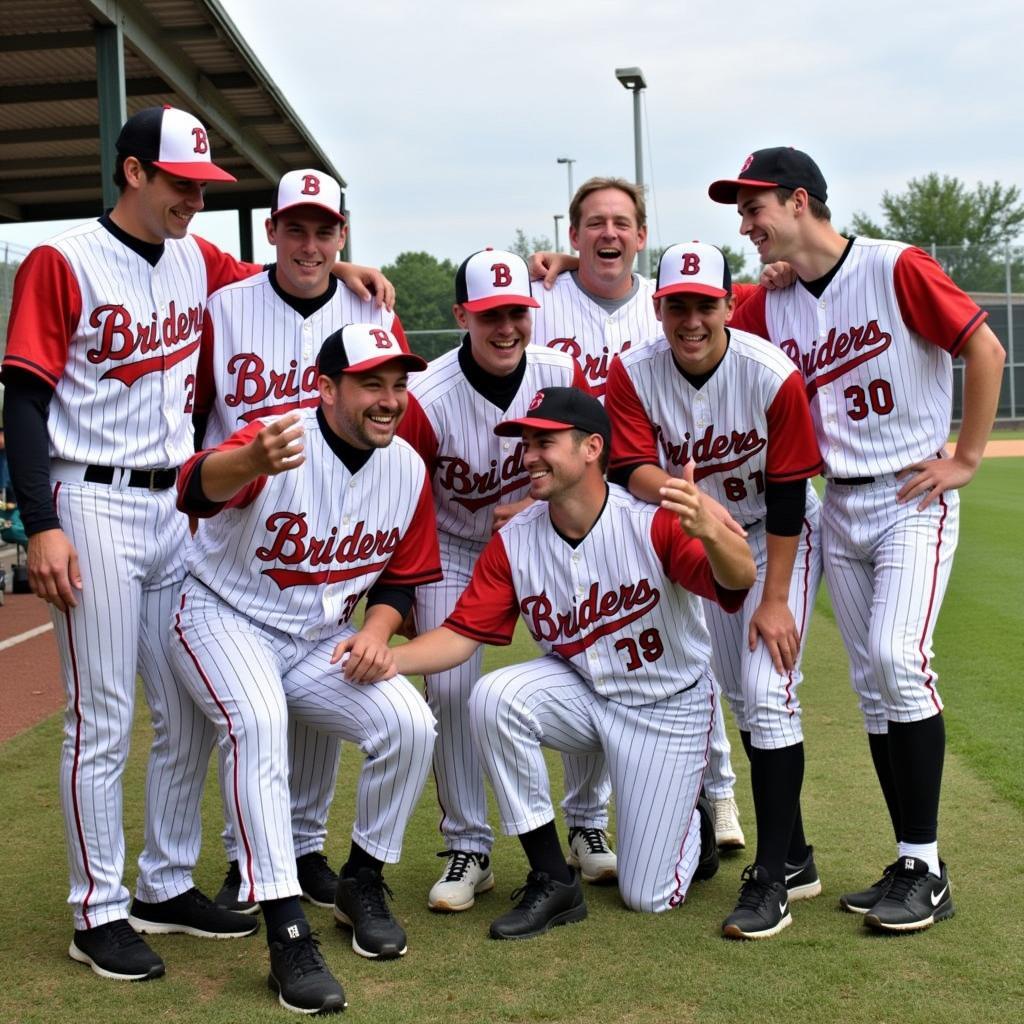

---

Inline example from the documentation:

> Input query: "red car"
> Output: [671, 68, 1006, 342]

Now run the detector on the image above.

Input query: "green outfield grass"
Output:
[1, 461, 1021, 1024]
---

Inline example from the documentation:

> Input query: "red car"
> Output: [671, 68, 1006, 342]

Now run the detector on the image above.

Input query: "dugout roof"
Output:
[0, 0, 346, 252]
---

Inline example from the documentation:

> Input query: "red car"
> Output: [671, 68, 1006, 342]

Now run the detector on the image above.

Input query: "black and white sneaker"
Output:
[69, 919, 165, 981]
[839, 860, 899, 914]
[489, 869, 587, 941]
[297, 852, 339, 909]
[333, 869, 407, 959]
[863, 858, 954, 933]
[722, 865, 793, 940]
[129, 887, 259, 938]
[268, 918, 347, 1015]
[428, 851, 495, 911]
[693, 795, 720, 881]
[784, 845, 822, 901]
[566, 828, 617, 884]
[215, 860, 260, 915]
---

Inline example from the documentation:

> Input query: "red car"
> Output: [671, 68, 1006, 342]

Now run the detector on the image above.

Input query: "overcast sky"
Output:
[2, 0, 1022, 279]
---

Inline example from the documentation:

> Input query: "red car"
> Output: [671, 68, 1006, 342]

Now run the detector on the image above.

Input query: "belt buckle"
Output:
[146, 469, 160, 491]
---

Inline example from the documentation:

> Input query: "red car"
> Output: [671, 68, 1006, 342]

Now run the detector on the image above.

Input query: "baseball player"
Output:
[605, 242, 825, 939]
[0, 105, 396, 983]
[709, 147, 1006, 932]
[530, 178, 744, 847]
[171, 324, 439, 1013]
[348, 387, 755, 937]
[396, 248, 615, 909]
[194, 168, 409, 915]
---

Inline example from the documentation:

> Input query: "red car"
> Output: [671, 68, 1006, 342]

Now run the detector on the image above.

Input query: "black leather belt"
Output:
[829, 475, 875, 485]
[84, 465, 178, 490]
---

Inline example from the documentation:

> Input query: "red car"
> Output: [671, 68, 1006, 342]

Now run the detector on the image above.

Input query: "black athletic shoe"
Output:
[129, 886, 259, 939]
[489, 869, 587, 941]
[215, 860, 260, 915]
[268, 918, 347, 1015]
[693, 795, 720, 881]
[722, 864, 793, 940]
[69, 919, 165, 981]
[839, 860, 899, 914]
[784, 845, 822, 901]
[333, 869, 407, 959]
[863, 858, 954, 933]
[297, 852, 339, 909]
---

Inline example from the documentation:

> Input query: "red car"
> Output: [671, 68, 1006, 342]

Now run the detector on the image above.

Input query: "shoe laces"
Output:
[351, 872, 396, 919]
[734, 866, 776, 911]
[106, 919, 149, 949]
[178, 887, 216, 911]
[569, 828, 610, 854]
[298, 851, 335, 883]
[884, 862, 927, 904]
[438, 850, 483, 882]
[713, 800, 736, 830]
[508, 871, 556, 909]
[279, 930, 328, 978]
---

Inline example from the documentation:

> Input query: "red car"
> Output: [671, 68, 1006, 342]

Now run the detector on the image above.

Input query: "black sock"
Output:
[887, 715, 945, 844]
[262, 897, 305, 942]
[749, 742, 804, 883]
[744, 730, 808, 864]
[868, 731, 903, 842]
[739, 729, 753, 760]
[341, 841, 384, 880]
[518, 821, 573, 884]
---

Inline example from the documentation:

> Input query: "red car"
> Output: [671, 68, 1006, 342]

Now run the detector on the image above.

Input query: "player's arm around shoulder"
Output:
[896, 322, 1006, 509]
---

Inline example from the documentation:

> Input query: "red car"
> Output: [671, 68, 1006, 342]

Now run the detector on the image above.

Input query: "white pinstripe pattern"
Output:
[530, 272, 657, 397]
[171, 580, 434, 901]
[469, 655, 714, 912]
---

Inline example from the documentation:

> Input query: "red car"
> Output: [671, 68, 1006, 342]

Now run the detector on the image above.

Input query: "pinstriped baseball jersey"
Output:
[531, 272, 656, 397]
[194, 272, 407, 447]
[607, 328, 822, 522]
[178, 407, 441, 640]
[729, 238, 988, 477]
[2, 225, 254, 467]
[399, 345, 586, 543]
[446, 485, 747, 705]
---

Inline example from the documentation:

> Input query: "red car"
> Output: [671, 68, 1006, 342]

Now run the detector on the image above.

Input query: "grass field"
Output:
[1, 460, 1022, 1024]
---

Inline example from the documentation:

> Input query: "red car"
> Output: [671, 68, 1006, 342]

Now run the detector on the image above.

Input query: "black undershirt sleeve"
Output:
[365, 583, 416, 620]
[608, 463, 646, 488]
[765, 479, 808, 537]
[2, 368, 60, 536]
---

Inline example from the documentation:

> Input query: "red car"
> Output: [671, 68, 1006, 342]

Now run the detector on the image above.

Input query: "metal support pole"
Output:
[238, 208, 254, 264]
[631, 87, 647, 279]
[553, 214, 563, 254]
[1006, 245, 1015, 420]
[95, 19, 127, 213]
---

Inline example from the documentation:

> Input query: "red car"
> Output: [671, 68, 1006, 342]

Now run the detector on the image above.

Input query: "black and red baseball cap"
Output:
[455, 248, 540, 312]
[317, 324, 426, 376]
[708, 147, 827, 205]
[495, 387, 610, 448]
[116, 105, 236, 182]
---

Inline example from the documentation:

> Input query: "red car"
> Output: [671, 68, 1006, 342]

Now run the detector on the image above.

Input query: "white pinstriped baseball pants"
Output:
[470, 655, 714, 913]
[416, 533, 611, 855]
[170, 578, 435, 903]
[703, 504, 823, 749]
[822, 478, 958, 733]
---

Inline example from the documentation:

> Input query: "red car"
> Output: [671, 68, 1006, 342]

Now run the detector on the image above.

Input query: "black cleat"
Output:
[489, 869, 587, 941]
[69, 919, 165, 981]
[268, 918, 347, 1015]
[333, 869, 407, 959]
[297, 852, 339, 909]
[722, 865, 793, 940]
[693, 795, 720, 881]
[129, 886, 259, 939]
[784, 845, 822, 901]
[215, 860, 260, 915]
[863, 858, 954, 933]
[839, 860, 900, 914]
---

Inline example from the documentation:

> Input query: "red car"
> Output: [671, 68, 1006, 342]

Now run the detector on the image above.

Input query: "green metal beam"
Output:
[95, 20, 126, 213]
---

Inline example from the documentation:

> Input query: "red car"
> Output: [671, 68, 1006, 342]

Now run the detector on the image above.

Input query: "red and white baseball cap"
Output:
[272, 169, 345, 222]
[115, 105, 236, 182]
[652, 242, 732, 299]
[317, 324, 426, 376]
[455, 248, 540, 312]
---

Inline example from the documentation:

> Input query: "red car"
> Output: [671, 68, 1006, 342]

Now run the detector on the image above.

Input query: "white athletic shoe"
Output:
[428, 851, 494, 912]
[566, 828, 618, 884]
[712, 796, 746, 850]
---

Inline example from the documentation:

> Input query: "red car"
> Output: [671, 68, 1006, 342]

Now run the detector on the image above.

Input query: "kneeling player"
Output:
[344, 388, 755, 937]
[171, 326, 439, 1013]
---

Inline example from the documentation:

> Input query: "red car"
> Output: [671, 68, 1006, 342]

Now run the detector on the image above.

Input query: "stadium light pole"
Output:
[553, 214, 564, 254]
[614, 66, 648, 278]
[556, 156, 576, 207]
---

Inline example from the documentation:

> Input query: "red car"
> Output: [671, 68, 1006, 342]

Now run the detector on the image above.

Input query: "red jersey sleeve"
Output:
[378, 473, 443, 586]
[570, 358, 591, 393]
[444, 534, 519, 645]
[605, 355, 659, 470]
[396, 394, 440, 475]
[893, 247, 989, 358]
[727, 285, 769, 340]
[650, 507, 748, 612]
[390, 313, 410, 353]
[177, 420, 268, 516]
[764, 371, 824, 483]
[1, 246, 82, 387]
[192, 308, 217, 417]
[193, 235, 262, 295]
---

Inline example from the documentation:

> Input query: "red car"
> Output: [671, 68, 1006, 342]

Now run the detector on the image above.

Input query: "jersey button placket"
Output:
[816, 301, 839, 455]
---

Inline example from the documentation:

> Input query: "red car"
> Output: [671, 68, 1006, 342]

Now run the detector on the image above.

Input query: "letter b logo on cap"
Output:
[370, 329, 392, 350]
[301, 174, 320, 196]
[680, 253, 701, 276]
[191, 127, 209, 154]
[492, 263, 512, 288]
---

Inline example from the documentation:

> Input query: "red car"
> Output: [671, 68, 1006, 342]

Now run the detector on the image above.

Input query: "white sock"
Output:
[898, 841, 940, 877]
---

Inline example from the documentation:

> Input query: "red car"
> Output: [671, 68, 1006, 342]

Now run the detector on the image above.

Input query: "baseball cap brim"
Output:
[272, 199, 346, 223]
[461, 293, 540, 313]
[339, 352, 427, 375]
[153, 159, 237, 183]
[653, 281, 729, 300]
[494, 416, 575, 437]
[707, 177, 779, 204]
